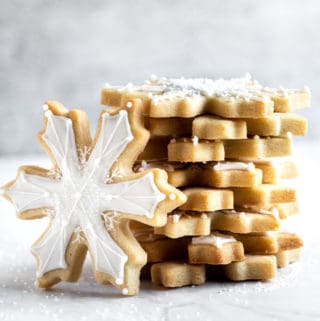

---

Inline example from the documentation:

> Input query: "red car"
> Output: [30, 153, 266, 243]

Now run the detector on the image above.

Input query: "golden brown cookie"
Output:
[234, 232, 303, 254]
[232, 184, 296, 207]
[210, 210, 280, 234]
[154, 212, 211, 239]
[245, 113, 307, 137]
[167, 162, 262, 188]
[236, 203, 299, 220]
[188, 233, 245, 264]
[148, 113, 307, 139]
[1, 100, 186, 296]
[275, 202, 299, 219]
[148, 117, 193, 137]
[254, 159, 298, 184]
[168, 138, 225, 162]
[154, 209, 280, 238]
[148, 116, 247, 139]
[101, 76, 310, 118]
[223, 255, 277, 281]
[151, 261, 206, 287]
[136, 160, 297, 186]
[224, 137, 292, 159]
[276, 247, 302, 268]
[192, 116, 247, 139]
[167, 137, 292, 163]
[180, 188, 234, 212]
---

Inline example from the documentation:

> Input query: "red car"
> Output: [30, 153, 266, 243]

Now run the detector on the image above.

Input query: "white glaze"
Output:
[201, 213, 208, 219]
[240, 205, 280, 218]
[133, 160, 175, 173]
[192, 233, 236, 248]
[213, 162, 255, 171]
[112, 75, 309, 104]
[235, 157, 294, 168]
[220, 209, 237, 214]
[5, 109, 165, 286]
[191, 136, 199, 145]
[171, 214, 181, 223]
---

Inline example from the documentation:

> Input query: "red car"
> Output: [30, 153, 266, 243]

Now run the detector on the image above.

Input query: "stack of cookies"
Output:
[101, 75, 310, 288]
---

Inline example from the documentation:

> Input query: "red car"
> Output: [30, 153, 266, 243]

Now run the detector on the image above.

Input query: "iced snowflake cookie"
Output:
[1, 100, 186, 296]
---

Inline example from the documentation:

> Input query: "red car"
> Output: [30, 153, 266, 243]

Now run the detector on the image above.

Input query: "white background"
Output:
[0, 0, 319, 155]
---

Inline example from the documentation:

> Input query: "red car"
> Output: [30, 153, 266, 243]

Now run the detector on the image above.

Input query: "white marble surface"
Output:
[0, 143, 320, 321]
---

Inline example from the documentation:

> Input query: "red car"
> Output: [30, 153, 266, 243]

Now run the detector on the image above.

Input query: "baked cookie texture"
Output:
[101, 75, 308, 289]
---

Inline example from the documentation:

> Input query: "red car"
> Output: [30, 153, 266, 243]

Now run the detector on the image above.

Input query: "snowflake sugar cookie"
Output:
[1, 100, 186, 295]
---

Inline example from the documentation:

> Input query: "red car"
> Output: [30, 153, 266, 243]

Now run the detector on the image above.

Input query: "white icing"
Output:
[192, 233, 236, 248]
[191, 136, 199, 145]
[149, 74, 158, 82]
[219, 210, 246, 218]
[304, 85, 311, 94]
[169, 193, 176, 200]
[213, 162, 255, 171]
[171, 214, 181, 223]
[111, 75, 309, 105]
[5, 109, 165, 287]
[133, 160, 176, 173]
[234, 156, 294, 167]
[240, 205, 280, 218]
[200, 213, 208, 219]
[221, 209, 238, 214]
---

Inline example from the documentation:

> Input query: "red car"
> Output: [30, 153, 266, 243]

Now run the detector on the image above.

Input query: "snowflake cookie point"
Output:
[2, 101, 185, 296]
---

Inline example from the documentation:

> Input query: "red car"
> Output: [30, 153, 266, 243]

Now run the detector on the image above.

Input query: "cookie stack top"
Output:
[101, 74, 310, 117]
[100, 75, 309, 288]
